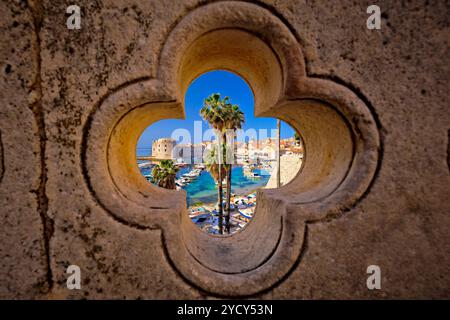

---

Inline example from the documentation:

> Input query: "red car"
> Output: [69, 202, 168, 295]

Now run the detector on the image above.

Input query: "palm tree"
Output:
[200, 94, 245, 234]
[294, 132, 301, 146]
[200, 93, 228, 234]
[151, 159, 179, 189]
[223, 103, 245, 233]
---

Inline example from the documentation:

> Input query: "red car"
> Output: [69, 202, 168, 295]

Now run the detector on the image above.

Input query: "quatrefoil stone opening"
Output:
[82, 2, 380, 296]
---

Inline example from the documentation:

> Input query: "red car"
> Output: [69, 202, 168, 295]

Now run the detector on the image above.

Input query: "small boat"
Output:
[249, 172, 260, 178]
[191, 212, 209, 223]
[221, 202, 235, 210]
[176, 163, 189, 168]
[138, 161, 153, 168]
[175, 180, 185, 187]
[189, 207, 206, 217]
[182, 169, 201, 179]
[236, 203, 248, 209]
[238, 208, 253, 219]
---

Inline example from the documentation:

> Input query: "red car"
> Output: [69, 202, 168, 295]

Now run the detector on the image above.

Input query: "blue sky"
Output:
[137, 70, 295, 149]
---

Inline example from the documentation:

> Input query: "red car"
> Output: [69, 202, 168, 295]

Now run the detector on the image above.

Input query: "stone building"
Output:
[0, 0, 448, 299]
[151, 138, 176, 160]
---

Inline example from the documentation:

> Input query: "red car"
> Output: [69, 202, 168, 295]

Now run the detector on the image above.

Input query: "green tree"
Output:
[151, 160, 179, 190]
[223, 103, 245, 233]
[200, 93, 228, 234]
[294, 132, 301, 146]
[200, 93, 245, 234]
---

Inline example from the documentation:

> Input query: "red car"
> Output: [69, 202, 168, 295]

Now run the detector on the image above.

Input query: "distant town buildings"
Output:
[280, 137, 304, 155]
[236, 137, 303, 163]
[148, 136, 303, 164]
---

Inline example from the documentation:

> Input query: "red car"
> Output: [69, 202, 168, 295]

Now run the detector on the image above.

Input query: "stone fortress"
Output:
[151, 138, 176, 160]
[0, 0, 448, 299]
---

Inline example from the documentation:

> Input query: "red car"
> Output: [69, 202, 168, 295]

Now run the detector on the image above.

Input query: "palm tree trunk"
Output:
[217, 132, 224, 234]
[225, 164, 232, 233]
[223, 132, 232, 234]
[218, 177, 223, 234]
[277, 119, 281, 188]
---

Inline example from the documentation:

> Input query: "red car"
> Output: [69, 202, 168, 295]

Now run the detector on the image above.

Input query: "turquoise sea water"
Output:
[139, 164, 270, 206]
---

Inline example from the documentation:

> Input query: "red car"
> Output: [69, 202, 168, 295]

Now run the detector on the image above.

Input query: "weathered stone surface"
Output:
[0, 0, 49, 298]
[0, 0, 449, 299]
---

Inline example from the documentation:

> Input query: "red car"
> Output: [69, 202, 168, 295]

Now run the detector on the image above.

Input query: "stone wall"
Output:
[0, 0, 449, 299]
[266, 154, 302, 189]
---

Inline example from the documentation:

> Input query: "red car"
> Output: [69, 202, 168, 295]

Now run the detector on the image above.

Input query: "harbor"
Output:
[138, 161, 272, 233]
[137, 132, 304, 234]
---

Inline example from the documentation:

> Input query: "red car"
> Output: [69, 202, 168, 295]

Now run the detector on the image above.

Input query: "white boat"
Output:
[175, 179, 185, 187]
[238, 208, 254, 219]
[249, 172, 261, 178]
[189, 207, 207, 217]
[138, 161, 152, 168]
[182, 169, 201, 179]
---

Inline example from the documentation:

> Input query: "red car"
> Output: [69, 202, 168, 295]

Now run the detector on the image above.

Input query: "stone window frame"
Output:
[81, 1, 380, 297]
